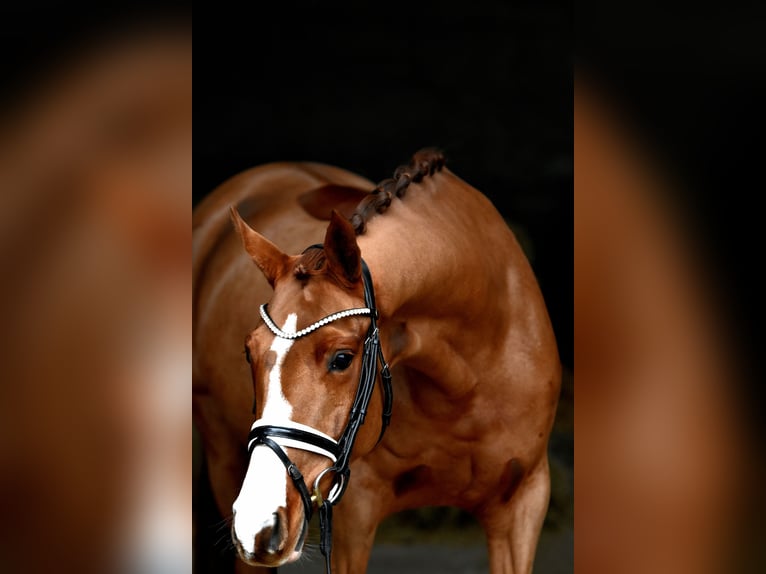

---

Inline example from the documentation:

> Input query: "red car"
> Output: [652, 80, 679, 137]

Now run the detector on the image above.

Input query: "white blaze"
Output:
[232, 314, 297, 552]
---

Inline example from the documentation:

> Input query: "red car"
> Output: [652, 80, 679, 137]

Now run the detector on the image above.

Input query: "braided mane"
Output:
[350, 147, 446, 235]
[293, 148, 445, 280]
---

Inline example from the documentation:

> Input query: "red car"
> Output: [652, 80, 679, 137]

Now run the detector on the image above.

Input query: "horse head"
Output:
[228, 207, 387, 567]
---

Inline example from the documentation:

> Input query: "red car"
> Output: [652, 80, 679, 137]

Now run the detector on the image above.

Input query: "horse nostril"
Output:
[249, 507, 288, 558]
[267, 512, 281, 554]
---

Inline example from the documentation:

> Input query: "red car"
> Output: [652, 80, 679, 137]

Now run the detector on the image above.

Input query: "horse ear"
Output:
[229, 206, 289, 287]
[323, 210, 361, 285]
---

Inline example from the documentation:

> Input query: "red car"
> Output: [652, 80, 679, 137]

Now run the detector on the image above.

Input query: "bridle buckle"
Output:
[365, 326, 380, 346]
[312, 466, 346, 507]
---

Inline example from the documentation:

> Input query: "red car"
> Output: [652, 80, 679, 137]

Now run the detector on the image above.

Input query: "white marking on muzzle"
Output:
[232, 314, 297, 553]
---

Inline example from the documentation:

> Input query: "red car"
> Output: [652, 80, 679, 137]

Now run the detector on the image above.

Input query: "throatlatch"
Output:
[247, 252, 392, 574]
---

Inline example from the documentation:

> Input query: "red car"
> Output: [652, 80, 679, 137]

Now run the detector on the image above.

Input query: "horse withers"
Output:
[192, 150, 561, 573]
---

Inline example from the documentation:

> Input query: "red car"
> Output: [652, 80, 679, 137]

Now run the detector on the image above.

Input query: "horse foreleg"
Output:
[327, 469, 386, 574]
[482, 458, 551, 574]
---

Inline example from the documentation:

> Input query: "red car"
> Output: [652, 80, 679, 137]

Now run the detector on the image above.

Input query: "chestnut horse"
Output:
[193, 149, 560, 574]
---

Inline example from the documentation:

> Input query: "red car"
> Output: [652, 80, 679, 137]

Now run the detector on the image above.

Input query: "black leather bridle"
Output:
[246, 249, 393, 573]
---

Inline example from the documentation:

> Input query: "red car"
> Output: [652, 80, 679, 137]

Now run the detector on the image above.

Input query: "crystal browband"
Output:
[259, 304, 372, 340]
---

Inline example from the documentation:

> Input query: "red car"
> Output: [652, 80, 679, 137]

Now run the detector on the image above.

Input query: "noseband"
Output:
[246, 250, 393, 573]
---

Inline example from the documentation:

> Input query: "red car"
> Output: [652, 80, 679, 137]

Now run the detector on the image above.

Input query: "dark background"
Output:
[577, 8, 765, 570]
[193, 4, 573, 571]
[194, 1, 573, 369]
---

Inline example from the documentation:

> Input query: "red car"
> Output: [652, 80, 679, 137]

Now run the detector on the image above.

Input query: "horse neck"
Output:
[357, 170, 526, 387]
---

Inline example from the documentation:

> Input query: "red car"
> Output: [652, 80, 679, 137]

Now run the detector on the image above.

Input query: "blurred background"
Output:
[576, 4, 766, 573]
[194, 2, 572, 573]
[4, 2, 762, 574]
[0, 5, 190, 574]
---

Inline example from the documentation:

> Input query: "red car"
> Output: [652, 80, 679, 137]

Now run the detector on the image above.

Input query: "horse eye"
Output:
[244, 345, 252, 364]
[329, 351, 354, 372]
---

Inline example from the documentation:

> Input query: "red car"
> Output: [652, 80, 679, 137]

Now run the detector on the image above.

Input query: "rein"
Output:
[246, 251, 392, 573]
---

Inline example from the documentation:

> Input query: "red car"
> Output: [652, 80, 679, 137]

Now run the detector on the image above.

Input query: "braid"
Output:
[350, 147, 446, 235]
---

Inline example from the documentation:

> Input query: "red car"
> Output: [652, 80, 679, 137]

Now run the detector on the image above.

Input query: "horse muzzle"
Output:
[231, 442, 311, 567]
[232, 505, 307, 567]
